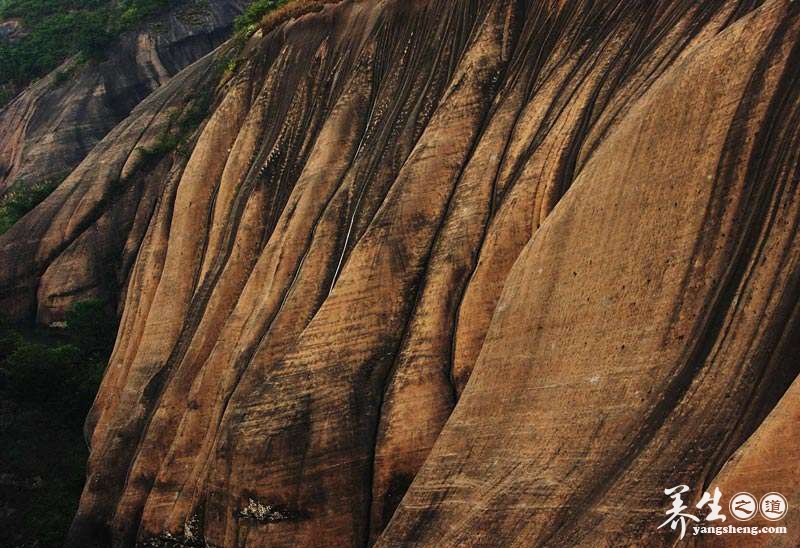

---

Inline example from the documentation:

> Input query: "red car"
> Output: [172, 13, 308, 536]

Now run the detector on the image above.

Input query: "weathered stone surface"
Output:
[380, 2, 800, 545]
[0, 0, 797, 546]
[0, 0, 248, 195]
[0, 43, 231, 322]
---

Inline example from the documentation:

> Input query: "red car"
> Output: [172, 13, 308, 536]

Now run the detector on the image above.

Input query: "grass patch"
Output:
[234, 0, 289, 35]
[0, 299, 117, 547]
[234, 0, 333, 40]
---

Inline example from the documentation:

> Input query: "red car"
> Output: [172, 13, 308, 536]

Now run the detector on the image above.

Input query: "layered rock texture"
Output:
[0, 0, 798, 546]
[0, 0, 249, 194]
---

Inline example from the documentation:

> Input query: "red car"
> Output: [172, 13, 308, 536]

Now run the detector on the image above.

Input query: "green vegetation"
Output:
[0, 299, 117, 547]
[0, 174, 64, 235]
[234, 0, 288, 35]
[0, 0, 182, 107]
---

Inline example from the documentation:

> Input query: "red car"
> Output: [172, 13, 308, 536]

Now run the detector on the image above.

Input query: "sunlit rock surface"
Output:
[0, 0, 797, 546]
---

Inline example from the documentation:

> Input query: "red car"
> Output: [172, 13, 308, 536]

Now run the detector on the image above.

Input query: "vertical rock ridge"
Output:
[0, 1, 796, 547]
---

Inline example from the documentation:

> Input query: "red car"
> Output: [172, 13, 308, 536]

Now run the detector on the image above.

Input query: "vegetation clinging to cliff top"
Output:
[235, 0, 289, 34]
[234, 0, 332, 40]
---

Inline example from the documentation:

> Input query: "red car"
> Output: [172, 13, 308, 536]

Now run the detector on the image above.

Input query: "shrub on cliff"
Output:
[64, 298, 118, 357]
[0, 308, 114, 546]
[0, 175, 62, 234]
[0, 298, 116, 419]
[235, 0, 289, 34]
[0, 300, 117, 546]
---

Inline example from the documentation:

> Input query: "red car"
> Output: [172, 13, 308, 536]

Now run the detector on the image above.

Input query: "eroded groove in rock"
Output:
[0, 0, 797, 547]
[380, 1, 800, 546]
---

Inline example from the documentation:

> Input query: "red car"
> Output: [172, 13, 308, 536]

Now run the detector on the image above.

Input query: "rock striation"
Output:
[0, 0, 797, 546]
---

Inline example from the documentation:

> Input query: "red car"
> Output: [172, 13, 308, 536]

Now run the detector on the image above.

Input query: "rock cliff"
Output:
[0, 0, 249, 195]
[0, 0, 797, 546]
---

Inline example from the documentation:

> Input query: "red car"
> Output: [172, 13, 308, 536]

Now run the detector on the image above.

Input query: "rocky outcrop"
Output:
[0, 18, 27, 42]
[0, 43, 232, 322]
[0, 0, 797, 546]
[0, 0, 249, 194]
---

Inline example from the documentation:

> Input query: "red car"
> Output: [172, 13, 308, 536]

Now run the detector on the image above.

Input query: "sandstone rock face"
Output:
[0, 45, 229, 323]
[0, 0, 249, 195]
[0, 0, 797, 547]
